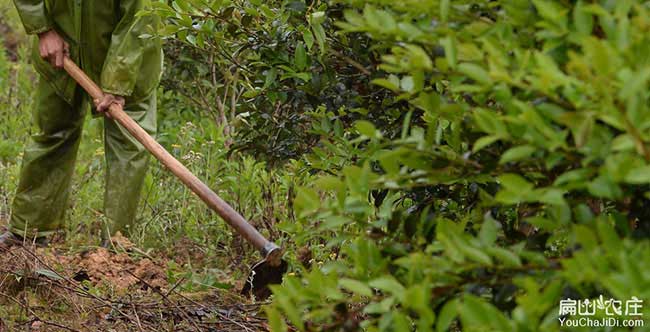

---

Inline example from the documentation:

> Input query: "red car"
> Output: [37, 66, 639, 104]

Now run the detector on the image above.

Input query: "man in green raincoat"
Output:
[1, 0, 163, 247]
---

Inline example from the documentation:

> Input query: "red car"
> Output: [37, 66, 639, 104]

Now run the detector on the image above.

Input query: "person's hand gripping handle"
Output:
[38, 30, 69, 68]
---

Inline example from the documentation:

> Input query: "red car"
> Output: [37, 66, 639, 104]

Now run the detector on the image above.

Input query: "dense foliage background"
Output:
[2, 0, 650, 331]
[145, 0, 650, 331]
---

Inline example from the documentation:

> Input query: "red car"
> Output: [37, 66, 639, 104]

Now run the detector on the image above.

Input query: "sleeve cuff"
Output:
[26, 24, 52, 35]
[102, 86, 133, 97]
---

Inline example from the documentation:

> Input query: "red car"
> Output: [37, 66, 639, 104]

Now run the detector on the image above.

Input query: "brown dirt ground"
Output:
[0, 232, 270, 332]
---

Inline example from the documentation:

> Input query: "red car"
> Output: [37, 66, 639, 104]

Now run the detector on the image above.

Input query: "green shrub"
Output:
[146, 0, 402, 164]
[268, 0, 650, 331]
[150, 0, 650, 330]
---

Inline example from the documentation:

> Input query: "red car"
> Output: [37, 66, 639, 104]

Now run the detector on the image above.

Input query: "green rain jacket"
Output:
[13, 0, 163, 104]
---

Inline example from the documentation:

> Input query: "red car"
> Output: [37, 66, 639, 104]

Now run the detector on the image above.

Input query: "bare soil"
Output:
[0, 232, 269, 331]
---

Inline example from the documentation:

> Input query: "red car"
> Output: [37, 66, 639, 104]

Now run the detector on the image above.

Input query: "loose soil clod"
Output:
[0, 238, 270, 331]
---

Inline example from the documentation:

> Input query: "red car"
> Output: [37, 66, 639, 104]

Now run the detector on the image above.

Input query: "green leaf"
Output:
[314, 176, 345, 191]
[574, 0, 594, 35]
[371, 78, 400, 92]
[264, 68, 277, 89]
[526, 216, 560, 231]
[339, 278, 373, 297]
[441, 36, 457, 69]
[437, 299, 459, 332]
[378, 149, 404, 174]
[459, 245, 492, 265]
[275, 285, 304, 329]
[532, 0, 568, 26]
[500, 145, 536, 164]
[310, 11, 326, 25]
[401, 76, 415, 92]
[553, 169, 590, 186]
[363, 296, 396, 314]
[343, 10, 365, 27]
[619, 67, 650, 101]
[392, 312, 411, 332]
[611, 134, 636, 152]
[596, 218, 622, 253]
[473, 109, 507, 136]
[461, 295, 513, 331]
[318, 216, 350, 231]
[440, 0, 450, 23]
[495, 189, 523, 205]
[363, 6, 396, 33]
[265, 306, 288, 332]
[458, 63, 491, 85]
[499, 174, 533, 192]
[479, 217, 498, 246]
[312, 23, 327, 54]
[355, 120, 378, 138]
[473, 135, 502, 153]
[460, 295, 492, 328]
[369, 276, 405, 297]
[35, 268, 63, 281]
[574, 204, 595, 224]
[587, 176, 622, 199]
[294, 186, 320, 217]
[537, 188, 566, 206]
[574, 224, 598, 251]
[485, 247, 522, 267]
[294, 43, 307, 71]
[185, 34, 197, 46]
[624, 165, 650, 184]
[259, 4, 275, 18]
[303, 29, 314, 50]
[404, 44, 433, 71]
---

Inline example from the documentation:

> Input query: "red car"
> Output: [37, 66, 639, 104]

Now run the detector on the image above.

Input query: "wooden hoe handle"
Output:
[63, 58, 281, 262]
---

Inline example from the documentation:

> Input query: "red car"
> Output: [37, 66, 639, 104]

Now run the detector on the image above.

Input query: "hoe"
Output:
[63, 57, 287, 299]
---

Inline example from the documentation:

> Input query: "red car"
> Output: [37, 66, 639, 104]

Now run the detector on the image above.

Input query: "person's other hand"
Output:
[94, 94, 125, 119]
[37, 30, 69, 68]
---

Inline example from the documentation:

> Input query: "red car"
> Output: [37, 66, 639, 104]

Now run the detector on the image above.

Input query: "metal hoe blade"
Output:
[241, 247, 288, 300]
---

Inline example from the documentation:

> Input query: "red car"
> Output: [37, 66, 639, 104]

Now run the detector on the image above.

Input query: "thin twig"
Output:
[123, 269, 203, 332]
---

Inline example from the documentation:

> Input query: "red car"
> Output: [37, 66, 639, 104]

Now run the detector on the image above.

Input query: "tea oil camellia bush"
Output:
[147, 0, 650, 331]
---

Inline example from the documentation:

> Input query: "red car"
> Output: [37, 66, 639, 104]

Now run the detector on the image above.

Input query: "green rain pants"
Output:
[9, 78, 157, 239]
